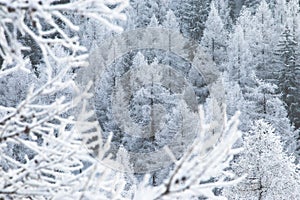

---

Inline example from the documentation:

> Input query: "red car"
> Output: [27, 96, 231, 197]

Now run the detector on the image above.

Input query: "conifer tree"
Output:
[243, 74, 296, 151]
[148, 15, 160, 27]
[162, 10, 180, 31]
[201, 1, 228, 69]
[223, 120, 300, 200]
[174, 0, 211, 40]
[275, 26, 300, 129]
[251, 0, 278, 81]
[215, 0, 232, 29]
[226, 25, 254, 88]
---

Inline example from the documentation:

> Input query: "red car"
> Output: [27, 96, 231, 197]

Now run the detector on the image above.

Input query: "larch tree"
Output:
[226, 24, 254, 89]
[223, 71, 245, 118]
[273, 0, 287, 31]
[134, 108, 245, 200]
[250, 0, 278, 81]
[1, 0, 299, 199]
[214, 0, 232, 30]
[223, 120, 300, 200]
[235, 6, 254, 40]
[201, 0, 228, 69]
[148, 14, 160, 28]
[162, 10, 180, 31]
[243, 75, 297, 152]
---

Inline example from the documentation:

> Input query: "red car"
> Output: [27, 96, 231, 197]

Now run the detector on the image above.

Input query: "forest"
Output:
[0, 0, 300, 199]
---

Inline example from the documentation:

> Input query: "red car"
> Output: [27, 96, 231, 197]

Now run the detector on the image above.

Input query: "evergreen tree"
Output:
[131, 0, 157, 27]
[131, 0, 166, 28]
[243, 0, 262, 13]
[173, 0, 211, 41]
[286, 0, 300, 67]
[286, 0, 300, 34]
[275, 26, 300, 129]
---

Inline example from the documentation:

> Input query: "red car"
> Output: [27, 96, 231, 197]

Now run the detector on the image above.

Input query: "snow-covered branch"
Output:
[0, 0, 128, 75]
[134, 108, 245, 200]
[0, 1, 129, 199]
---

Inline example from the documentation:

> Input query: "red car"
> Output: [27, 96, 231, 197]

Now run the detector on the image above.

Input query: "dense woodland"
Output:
[0, 0, 300, 199]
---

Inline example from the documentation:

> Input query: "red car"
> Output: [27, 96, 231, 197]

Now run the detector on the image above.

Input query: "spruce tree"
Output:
[275, 26, 300, 129]
[173, 0, 211, 41]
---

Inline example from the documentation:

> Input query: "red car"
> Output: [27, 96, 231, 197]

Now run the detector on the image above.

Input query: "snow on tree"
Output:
[273, 0, 287, 29]
[235, 6, 254, 39]
[148, 14, 160, 28]
[122, 4, 137, 30]
[242, 74, 297, 152]
[0, 0, 128, 75]
[201, 1, 228, 69]
[0, 0, 129, 199]
[226, 24, 254, 88]
[173, 0, 211, 41]
[250, 0, 278, 81]
[243, 0, 262, 13]
[222, 71, 245, 118]
[223, 120, 300, 200]
[73, 16, 111, 50]
[214, 0, 232, 30]
[134, 108, 245, 200]
[1, 0, 299, 199]
[130, 0, 166, 28]
[274, 26, 300, 130]
[162, 10, 180, 31]
[132, 52, 148, 69]
[0, 59, 37, 108]
[286, 0, 300, 34]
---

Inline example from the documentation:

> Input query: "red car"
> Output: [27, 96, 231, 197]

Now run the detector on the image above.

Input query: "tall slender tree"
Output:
[201, 1, 228, 69]
[215, 0, 232, 29]
[250, 0, 278, 81]
[226, 24, 254, 89]
[275, 26, 300, 130]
